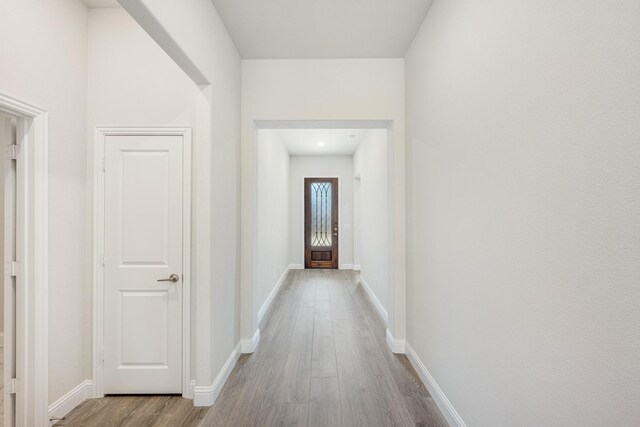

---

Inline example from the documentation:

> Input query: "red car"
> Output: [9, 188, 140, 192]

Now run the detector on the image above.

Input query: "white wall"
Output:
[405, 0, 640, 425]
[87, 5, 200, 385]
[1, 0, 241, 411]
[289, 155, 354, 269]
[255, 131, 289, 321]
[88, 9, 198, 127]
[0, 0, 88, 405]
[241, 59, 405, 339]
[118, 0, 242, 389]
[354, 130, 388, 314]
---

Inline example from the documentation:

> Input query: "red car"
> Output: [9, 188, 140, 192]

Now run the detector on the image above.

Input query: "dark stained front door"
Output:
[304, 178, 338, 269]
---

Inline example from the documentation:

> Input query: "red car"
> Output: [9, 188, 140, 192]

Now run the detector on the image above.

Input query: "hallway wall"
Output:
[0, 0, 89, 406]
[405, 0, 640, 425]
[118, 0, 242, 392]
[256, 131, 290, 322]
[289, 155, 354, 269]
[354, 130, 389, 316]
[87, 5, 201, 389]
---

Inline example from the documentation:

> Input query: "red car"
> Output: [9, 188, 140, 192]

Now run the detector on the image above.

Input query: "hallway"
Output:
[57, 270, 447, 426]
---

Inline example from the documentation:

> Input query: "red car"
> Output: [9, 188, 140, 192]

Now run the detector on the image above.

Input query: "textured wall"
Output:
[87, 5, 200, 389]
[0, 0, 89, 405]
[354, 130, 389, 313]
[405, 1, 640, 425]
[255, 131, 290, 319]
[120, 0, 242, 386]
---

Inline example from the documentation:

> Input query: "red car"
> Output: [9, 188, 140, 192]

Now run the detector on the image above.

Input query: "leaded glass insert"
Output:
[311, 182, 332, 247]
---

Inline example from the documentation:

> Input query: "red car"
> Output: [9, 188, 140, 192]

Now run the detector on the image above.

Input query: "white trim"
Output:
[288, 263, 304, 270]
[255, 120, 392, 130]
[47, 380, 94, 426]
[359, 275, 388, 325]
[339, 264, 354, 270]
[258, 267, 289, 325]
[241, 328, 261, 353]
[181, 129, 193, 399]
[385, 328, 406, 354]
[0, 92, 49, 426]
[92, 127, 192, 398]
[405, 342, 467, 427]
[353, 264, 361, 271]
[188, 380, 197, 399]
[193, 342, 241, 407]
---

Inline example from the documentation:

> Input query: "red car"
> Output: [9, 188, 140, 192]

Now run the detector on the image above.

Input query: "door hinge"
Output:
[100, 253, 105, 267]
[8, 378, 17, 394]
[100, 349, 105, 364]
[10, 261, 18, 277]
[102, 157, 106, 172]
[8, 144, 20, 160]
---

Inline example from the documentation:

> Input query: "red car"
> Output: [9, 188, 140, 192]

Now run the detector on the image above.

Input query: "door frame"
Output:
[301, 176, 341, 269]
[0, 93, 49, 426]
[92, 127, 192, 398]
[243, 120, 404, 352]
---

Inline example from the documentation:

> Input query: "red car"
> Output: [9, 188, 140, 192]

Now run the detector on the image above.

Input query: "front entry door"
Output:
[103, 134, 183, 394]
[305, 178, 339, 269]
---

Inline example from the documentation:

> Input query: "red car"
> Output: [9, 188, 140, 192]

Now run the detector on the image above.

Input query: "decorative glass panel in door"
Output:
[305, 178, 339, 269]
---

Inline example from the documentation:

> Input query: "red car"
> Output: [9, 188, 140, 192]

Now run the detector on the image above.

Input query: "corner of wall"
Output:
[405, 342, 467, 427]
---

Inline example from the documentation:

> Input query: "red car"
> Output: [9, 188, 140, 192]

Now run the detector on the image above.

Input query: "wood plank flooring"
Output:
[57, 270, 447, 426]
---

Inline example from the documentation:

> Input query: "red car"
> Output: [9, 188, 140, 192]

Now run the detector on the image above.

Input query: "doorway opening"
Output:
[304, 177, 339, 269]
[247, 120, 403, 354]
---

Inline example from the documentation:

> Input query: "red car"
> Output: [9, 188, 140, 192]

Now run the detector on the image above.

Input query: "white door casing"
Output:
[95, 128, 191, 396]
[1, 113, 17, 426]
[0, 93, 49, 426]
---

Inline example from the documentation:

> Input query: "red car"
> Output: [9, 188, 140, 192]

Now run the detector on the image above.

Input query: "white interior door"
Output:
[103, 134, 184, 394]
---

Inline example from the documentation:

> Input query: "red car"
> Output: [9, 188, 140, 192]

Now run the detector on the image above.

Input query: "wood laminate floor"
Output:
[57, 270, 447, 427]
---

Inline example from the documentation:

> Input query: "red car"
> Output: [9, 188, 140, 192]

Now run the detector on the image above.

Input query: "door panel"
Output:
[104, 135, 183, 394]
[305, 178, 338, 269]
[119, 290, 169, 366]
[119, 151, 170, 266]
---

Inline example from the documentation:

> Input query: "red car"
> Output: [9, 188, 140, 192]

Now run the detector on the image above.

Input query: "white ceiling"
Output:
[210, 0, 435, 59]
[267, 129, 367, 156]
[81, 0, 121, 8]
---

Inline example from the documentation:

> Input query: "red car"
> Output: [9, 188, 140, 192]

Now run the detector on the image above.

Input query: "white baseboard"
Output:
[405, 342, 466, 427]
[258, 267, 290, 325]
[359, 275, 389, 325]
[48, 380, 94, 425]
[339, 263, 354, 270]
[353, 264, 361, 271]
[241, 328, 260, 353]
[288, 263, 304, 270]
[193, 342, 241, 407]
[385, 328, 406, 354]
[188, 380, 197, 399]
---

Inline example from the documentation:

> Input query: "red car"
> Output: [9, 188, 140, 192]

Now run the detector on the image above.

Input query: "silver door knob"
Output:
[157, 274, 180, 283]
